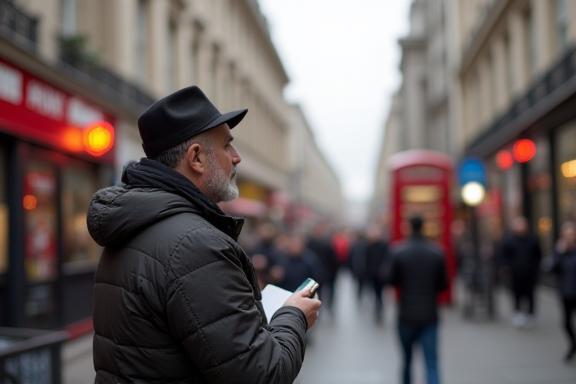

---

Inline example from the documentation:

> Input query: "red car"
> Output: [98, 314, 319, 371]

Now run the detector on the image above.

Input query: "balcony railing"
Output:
[0, 0, 39, 51]
[467, 44, 576, 156]
[59, 35, 155, 111]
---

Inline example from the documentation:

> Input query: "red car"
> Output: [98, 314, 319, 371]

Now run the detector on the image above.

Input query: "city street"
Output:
[65, 272, 576, 384]
[297, 273, 576, 384]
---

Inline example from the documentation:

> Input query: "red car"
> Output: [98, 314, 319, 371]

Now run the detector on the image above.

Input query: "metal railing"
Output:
[59, 36, 155, 111]
[0, 0, 38, 51]
[0, 327, 68, 384]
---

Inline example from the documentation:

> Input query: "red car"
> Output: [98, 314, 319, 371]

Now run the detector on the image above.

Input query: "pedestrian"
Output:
[388, 215, 448, 384]
[365, 225, 389, 324]
[250, 222, 285, 289]
[280, 233, 323, 293]
[550, 221, 576, 361]
[349, 229, 368, 303]
[87, 85, 321, 383]
[500, 216, 542, 327]
[308, 223, 338, 315]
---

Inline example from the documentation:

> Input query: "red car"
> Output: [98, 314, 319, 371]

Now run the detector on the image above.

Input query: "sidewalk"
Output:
[63, 333, 93, 384]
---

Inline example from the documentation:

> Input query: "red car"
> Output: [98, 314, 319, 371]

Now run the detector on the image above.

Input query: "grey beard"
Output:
[206, 164, 239, 202]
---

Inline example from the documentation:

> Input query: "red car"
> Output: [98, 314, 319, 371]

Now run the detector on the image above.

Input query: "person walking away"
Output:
[388, 215, 447, 384]
[550, 221, 576, 361]
[87, 85, 321, 383]
[500, 216, 542, 327]
[365, 225, 389, 324]
[349, 229, 368, 303]
[308, 223, 338, 315]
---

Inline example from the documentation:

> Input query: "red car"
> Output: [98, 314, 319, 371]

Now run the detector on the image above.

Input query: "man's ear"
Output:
[185, 143, 206, 174]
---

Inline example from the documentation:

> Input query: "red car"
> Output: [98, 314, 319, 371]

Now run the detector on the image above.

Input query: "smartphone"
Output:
[296, 278, 319, 298]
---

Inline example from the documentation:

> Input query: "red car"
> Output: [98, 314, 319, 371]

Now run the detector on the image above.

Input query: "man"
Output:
[364, 225, 389, 325]
[388, 215, 447, 384]
[307, 223, 338, 314]
[500, 216, 542, 327]
[87, 86, 321, 383]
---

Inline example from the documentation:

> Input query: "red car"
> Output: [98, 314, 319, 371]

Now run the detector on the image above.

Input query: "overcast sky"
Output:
[258, 0, 411, 204]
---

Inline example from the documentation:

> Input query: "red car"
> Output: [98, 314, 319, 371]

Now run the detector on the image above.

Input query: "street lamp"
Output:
[461, 181, 486, 207]
[458, 159, 489, 319]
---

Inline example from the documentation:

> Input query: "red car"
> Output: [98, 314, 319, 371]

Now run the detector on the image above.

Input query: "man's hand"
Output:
[283, 289, 322, 330]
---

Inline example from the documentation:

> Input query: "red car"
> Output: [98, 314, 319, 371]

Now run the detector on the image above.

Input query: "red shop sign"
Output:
[0, 57, 116, 160]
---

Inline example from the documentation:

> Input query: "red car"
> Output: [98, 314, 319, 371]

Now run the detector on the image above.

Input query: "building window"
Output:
[60, 0, 77, 37]
[135, 0, 149, 84]
[0, 147, 6, 275]
[62, 163, 100, 271]
[166, 19, 178, 91]
[556, 122, 576, 223]
[523, 7, 538, 77]
[503, 32, 513, 97]
[555, 0, 570, 53]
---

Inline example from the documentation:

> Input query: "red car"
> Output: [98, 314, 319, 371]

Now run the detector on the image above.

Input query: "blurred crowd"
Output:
[240, 215, 576, 363]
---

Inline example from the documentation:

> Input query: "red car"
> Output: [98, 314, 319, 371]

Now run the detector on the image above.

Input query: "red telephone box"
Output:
[389, 150, 455, 303]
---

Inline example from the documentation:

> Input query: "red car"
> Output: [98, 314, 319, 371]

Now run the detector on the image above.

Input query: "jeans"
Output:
[398, 323, 440, 384]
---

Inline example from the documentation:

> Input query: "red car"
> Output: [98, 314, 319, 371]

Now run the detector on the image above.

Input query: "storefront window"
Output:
[528, 136, 553, 253]
[62, 163, 100, 269]
[24, 161, 57, 283]
[0, 147, 7, 274]
[556, 122, 576, 223]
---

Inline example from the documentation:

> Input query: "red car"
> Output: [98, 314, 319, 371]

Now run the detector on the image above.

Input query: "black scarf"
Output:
[121, 158, 244, 240]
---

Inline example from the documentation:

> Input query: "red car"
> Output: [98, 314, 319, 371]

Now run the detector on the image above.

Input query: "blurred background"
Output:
[0, 0, 575, 383]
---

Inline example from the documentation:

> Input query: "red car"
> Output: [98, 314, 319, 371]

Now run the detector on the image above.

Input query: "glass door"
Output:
[22, 158, 58, 327]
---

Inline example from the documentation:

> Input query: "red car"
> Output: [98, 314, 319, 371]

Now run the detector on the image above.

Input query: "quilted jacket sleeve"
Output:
[165, 229, 307, 384]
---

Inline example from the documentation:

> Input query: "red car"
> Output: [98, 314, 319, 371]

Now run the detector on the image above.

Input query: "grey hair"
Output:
[152, 134, 211, 168]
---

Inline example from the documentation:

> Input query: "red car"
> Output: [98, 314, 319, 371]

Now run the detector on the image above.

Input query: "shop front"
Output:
[0, 57, 115, 330]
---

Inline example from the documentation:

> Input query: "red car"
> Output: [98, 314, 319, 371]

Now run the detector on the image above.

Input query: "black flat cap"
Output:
[138, 86, 248, 158]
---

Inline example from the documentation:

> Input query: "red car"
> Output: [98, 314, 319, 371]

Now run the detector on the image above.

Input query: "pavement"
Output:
[63, 272, 576, 384]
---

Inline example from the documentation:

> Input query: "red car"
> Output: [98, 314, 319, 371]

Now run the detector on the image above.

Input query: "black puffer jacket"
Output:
[87, 160, 307, 384]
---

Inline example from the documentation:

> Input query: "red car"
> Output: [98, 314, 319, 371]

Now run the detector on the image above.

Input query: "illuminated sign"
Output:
[496, 150, 514, 170]
[0, 57, 116, 161]
[402, 186, 442, 203]
[562, 159, 576, 178]
[84, 121, 115, 157]
[513, 139, 537, 163]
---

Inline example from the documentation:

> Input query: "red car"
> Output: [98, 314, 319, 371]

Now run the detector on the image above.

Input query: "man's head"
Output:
[409, 215, 424, 236]
[511, 216, 529, 236]
[138, 86, 247, 203]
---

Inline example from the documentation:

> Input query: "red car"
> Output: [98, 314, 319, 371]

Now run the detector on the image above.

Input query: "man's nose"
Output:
[232, 146, 241, 164]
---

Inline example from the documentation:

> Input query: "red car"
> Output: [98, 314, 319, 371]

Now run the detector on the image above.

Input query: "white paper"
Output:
[261, 284, 293, 321]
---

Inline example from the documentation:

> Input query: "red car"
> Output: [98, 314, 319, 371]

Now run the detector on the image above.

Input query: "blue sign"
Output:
[458, 158, 487, 186]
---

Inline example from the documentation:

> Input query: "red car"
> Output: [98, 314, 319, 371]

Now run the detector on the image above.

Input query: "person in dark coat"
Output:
[365, 225, 389, 324]
[250, 222, 285, 289]
[349, 229, 368, 302]
[388, 215, 447, 384]
[550, 221, 576, 361]
[280, 233, 323, 292]
[87, 86, 321, 384]
[500, 216, 542, 327]
[307, 223, 338, 314]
